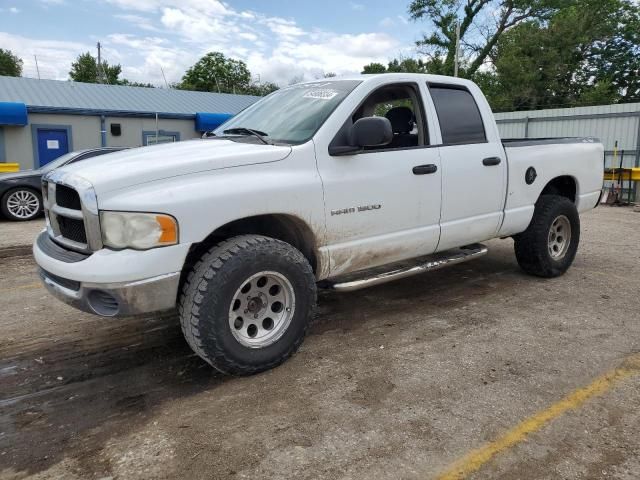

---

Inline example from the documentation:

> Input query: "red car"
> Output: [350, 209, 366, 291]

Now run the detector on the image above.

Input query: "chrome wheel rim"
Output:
[228, 271, 296, 348]
[6, 190, 40, 219]
[548, 215, 571, 260]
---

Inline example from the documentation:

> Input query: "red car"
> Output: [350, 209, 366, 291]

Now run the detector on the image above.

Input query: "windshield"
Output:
[40, 151, 79, 173]
[213, 80, 361, 145]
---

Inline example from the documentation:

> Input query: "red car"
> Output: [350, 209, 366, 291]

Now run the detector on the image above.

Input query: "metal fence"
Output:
[495, 104, 640, 202]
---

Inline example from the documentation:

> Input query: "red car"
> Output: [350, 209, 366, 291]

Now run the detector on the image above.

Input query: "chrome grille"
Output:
[42, 172, 102, 254]
[57, 216, 88, 244]
[55, 184, 82, 210]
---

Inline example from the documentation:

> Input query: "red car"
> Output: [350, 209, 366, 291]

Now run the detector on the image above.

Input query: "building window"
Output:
[142, 130, 180, 146]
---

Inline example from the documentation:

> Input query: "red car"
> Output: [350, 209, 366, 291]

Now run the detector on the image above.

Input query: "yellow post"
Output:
[0, 163, 20, 173]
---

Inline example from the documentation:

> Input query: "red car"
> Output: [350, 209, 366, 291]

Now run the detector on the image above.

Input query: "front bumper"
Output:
[34, 230, 189, 317]
[39, 268, 180, 317]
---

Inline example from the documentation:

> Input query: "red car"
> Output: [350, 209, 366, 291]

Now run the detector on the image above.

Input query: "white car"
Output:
[34, 73, 604, 375]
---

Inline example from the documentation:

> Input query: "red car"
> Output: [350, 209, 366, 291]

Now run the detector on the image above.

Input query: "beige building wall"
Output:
[3, 113, 100, 170]
[1, 113, 199, 170]
[105, 117, 199, 148]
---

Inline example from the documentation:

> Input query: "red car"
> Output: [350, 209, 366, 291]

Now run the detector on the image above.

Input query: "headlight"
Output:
[100, 211, 178, 250]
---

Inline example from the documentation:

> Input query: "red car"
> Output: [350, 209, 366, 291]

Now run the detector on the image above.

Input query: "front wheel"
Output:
[514, 194, 580, 278]
[1, 188, 42, 221]
[178, 235, 316, 375]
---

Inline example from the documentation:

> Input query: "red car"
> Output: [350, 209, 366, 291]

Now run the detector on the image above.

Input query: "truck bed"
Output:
[497, 136, 604, 237]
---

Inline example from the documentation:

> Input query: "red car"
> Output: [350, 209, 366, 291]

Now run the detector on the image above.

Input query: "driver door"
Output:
[315, 81, 442, 278]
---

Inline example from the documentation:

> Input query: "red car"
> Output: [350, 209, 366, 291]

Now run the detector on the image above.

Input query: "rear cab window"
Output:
[428, 84, 486, 145]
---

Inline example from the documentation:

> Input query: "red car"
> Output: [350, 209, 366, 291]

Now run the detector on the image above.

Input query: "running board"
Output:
[320, 243, 488, 292]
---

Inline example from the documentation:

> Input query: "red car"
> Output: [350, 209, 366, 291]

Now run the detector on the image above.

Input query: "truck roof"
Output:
[296, 73, 477, 88]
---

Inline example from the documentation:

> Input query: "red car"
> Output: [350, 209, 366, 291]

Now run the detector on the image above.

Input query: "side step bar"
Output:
[320, 243, 488, 292]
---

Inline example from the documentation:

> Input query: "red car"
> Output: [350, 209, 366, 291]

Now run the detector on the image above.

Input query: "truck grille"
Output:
[43, 178, 97, 253]
[57, 216, 88, 243]
[55, 184, 82, 210]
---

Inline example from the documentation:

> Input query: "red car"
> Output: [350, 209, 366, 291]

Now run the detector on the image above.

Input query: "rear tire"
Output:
[1, 187, 42, 221]
[178, 234, 316, 375]
[514, 194, 580, 278]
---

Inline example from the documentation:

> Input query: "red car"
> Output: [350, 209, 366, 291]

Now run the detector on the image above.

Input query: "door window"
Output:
[332, 83, 428, 152]
[429, 85, 486, 145]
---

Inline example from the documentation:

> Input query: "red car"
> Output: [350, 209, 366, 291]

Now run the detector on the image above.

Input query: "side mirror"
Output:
[352, 116, 393, 147]
[328, 116, 393, 156]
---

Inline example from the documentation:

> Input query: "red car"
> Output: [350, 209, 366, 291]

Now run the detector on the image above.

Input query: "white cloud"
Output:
[114, 13, 161, 32]
[0, 32, 90, 80]
[9, 6, 20, 13]
[379, 17, 396, 28]
[6, 1, 411, 87]
[349, 2, 364, 10]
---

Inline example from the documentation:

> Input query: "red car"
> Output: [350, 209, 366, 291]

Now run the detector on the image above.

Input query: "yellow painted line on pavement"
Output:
[437, 353, 640, 480]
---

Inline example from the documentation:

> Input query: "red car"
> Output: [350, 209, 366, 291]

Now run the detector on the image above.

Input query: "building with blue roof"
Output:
[0, 76, 260, 170]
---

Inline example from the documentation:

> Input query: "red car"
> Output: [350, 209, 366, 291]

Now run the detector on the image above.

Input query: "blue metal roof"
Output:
[0, 76, 260, 117]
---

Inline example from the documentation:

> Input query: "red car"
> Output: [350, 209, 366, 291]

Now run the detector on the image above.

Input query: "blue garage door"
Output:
[37, 129, 69, 167]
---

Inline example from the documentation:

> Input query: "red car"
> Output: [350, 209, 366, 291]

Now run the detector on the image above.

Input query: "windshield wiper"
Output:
[222, 127, 271, 145]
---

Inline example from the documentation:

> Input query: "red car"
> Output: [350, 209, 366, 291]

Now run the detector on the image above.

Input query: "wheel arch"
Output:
[180, 214, 320, 292]
[539, 175, 577, 203]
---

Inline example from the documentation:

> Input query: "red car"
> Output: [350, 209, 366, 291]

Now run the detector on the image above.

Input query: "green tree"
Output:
[362, 62, 387, 74]
[178, 52, 251, 94]
[243, 82, 279, 96]
[69, 52, 122, 84]
[480, 0, 640, 111]
[409, 0, 568, 76]
[0, 48, 23, 77]
[579, 0, 640, 103]
[119, 79, 155, 88]
[362, 56, 446, 75]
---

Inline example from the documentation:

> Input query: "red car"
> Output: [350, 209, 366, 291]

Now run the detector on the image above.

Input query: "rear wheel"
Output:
[179, 235, 316, 375]
[514, 194, 580, 278]
[1, 188, 42, 221]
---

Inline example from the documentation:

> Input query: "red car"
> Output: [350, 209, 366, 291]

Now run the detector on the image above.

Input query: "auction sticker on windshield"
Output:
[303, 89, 338, 100]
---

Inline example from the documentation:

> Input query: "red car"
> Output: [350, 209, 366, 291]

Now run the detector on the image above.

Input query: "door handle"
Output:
[482, 157, 502, 166]
[413, 164, 438, 175]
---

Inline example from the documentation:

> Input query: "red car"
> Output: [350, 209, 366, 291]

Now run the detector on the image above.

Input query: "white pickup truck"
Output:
[34, 73, 604, 374]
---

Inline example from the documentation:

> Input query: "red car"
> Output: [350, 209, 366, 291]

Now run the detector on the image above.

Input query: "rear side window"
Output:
[429, 85, 486, 145]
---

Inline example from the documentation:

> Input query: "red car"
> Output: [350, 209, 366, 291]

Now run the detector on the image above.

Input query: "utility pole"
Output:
[97, 42, 103, 83]
[454, 22, 461, 77]
[160, 66, 169, 88]
[33, 55, 41, 80]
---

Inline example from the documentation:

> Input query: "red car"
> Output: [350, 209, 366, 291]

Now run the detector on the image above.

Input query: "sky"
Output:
[0, 0, 428, 87]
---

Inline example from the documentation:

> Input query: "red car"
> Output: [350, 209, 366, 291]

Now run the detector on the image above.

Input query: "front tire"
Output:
[514, 194, 580, 278]
[179, 235, 316, 375]
[1, 188, 42, 221]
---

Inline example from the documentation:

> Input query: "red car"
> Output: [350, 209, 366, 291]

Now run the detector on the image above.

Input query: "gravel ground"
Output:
[0, 219, 44, 254]
[0, 206, 639, 480]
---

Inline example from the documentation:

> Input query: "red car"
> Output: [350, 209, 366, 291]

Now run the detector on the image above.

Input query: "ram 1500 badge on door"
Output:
[34, 74, 604, 375]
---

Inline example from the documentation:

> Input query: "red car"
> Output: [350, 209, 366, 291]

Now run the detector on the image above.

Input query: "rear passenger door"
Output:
[428, 83, 507, 251]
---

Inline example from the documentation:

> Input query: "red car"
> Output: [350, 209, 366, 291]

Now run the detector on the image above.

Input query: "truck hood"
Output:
[54, 139, 292, 195]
